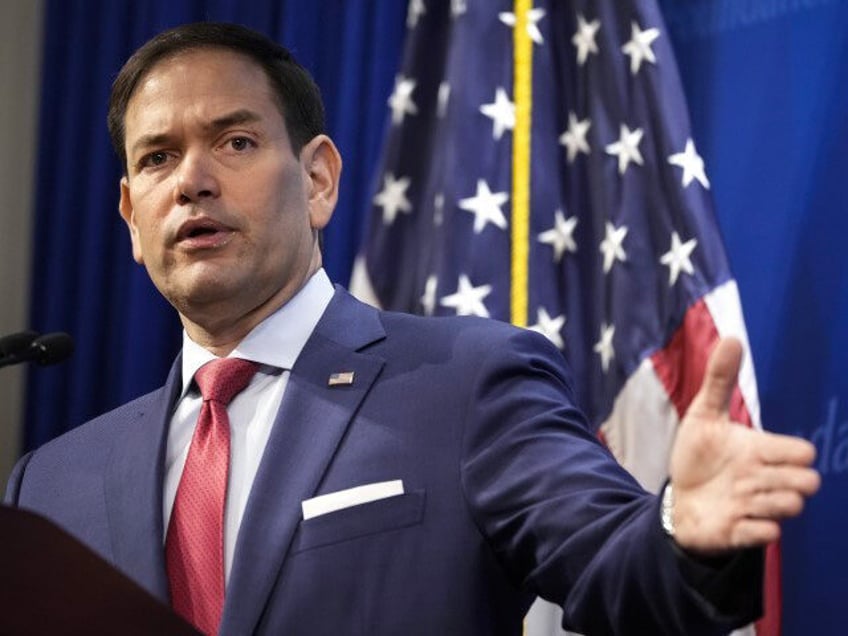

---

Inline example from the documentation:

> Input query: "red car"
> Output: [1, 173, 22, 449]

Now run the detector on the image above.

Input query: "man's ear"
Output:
[119, 177, 145, 265]
[301, 135, 342, 231]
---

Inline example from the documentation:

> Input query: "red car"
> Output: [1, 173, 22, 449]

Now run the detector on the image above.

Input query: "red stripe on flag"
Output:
[650, 298, 751, 425]
[650, 298, 778, 636]
[759, 543, 782, 636]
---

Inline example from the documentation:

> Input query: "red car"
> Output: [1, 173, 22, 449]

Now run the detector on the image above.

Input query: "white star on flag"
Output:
[479, 87, 515, 140]
[440, 274, 492, 317]
[621, 21, 661, 75]
[538, 209, 578, 262]
[599, 222, 628, 273]
[593, 323, 616, 372]
[420, 275, 438, 316]
[437, 81, 451, 118]
[373, 173, 412, 225]
[458, 179, 509, 234]
[433, 192, 445, 226]
[605, 124, 644, 175]
[406, 0, 426, 29]
[668, 139, 710, 189]
[451, 0, 466, 18]
[572, 14, 601, 66]
[388, 75, 418, 125]
[659, 232, 698, 286]
[559, 112, 592, 163]
[498, 8, 546, 45]
[529, 308, 566, 349]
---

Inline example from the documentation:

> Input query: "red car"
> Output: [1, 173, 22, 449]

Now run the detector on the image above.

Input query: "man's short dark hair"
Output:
[107, 22, 325, 174]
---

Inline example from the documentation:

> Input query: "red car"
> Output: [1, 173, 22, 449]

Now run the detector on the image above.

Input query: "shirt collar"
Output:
[179, 268, 335, 395]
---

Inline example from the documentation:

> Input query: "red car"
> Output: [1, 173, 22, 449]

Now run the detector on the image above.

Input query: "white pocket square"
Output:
[301, 480, 405, 520]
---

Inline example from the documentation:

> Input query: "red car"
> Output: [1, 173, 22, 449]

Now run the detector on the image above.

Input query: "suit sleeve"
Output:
[458, 327, 761, 635]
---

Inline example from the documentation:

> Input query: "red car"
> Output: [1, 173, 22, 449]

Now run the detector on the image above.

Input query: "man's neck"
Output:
[180, 266, 322, 357]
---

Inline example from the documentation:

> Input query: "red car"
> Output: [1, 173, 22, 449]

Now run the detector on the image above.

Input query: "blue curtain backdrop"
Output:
[23, 1, 846, 634]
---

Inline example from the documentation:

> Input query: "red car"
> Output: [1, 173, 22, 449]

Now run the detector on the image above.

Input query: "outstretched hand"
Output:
[668, 338, 820, 554]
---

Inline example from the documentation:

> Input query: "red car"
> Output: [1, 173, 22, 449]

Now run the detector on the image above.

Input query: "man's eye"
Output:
[228, 137, 254, 151]
[140, 151, 169, 168]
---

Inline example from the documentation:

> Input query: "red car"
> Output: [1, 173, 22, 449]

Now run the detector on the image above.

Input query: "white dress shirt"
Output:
[163, 269, 335, 583]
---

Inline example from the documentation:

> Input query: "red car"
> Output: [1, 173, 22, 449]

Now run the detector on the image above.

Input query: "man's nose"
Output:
[174, 151, 220, 204]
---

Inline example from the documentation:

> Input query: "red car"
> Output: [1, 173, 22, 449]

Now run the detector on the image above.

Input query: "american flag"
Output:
[350, 1, 776, 634]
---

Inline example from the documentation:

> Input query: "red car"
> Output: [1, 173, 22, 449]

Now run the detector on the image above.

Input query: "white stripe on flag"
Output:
[601, 356, 680, 494]
[349, 255, 383, 310]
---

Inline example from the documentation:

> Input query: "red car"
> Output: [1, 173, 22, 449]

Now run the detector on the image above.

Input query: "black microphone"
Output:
[0, 330, 39, 357]
[0, 332, 74, 369]
[30, 332, 75, 365]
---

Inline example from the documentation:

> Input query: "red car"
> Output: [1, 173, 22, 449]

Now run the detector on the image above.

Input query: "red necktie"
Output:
[166, 358, 259, 636]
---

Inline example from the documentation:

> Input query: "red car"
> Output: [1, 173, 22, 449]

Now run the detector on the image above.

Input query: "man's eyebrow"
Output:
[130, 133, 173, 158]
[128, 110, 264, 157]
[204, 109, 263, 132]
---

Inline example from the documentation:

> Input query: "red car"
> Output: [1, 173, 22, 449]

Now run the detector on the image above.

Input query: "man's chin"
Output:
[159, 276, 245, 317]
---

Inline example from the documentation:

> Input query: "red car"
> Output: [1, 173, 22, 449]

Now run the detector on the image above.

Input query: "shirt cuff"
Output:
[659, 482, 765, 621]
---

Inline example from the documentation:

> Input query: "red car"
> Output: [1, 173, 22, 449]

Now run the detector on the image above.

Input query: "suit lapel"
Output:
[221, 291, 385, 635]
[104, 357, 182, 603]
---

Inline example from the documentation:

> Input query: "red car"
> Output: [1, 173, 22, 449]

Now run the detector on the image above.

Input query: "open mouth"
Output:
[176, 218, 233, 248]
[185, 225, 219, 238]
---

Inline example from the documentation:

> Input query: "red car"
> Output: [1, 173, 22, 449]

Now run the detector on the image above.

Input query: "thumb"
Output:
[688, 337, 743, 419]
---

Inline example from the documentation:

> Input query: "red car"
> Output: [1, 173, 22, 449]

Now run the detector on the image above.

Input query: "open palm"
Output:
[668, 338, 820, 554]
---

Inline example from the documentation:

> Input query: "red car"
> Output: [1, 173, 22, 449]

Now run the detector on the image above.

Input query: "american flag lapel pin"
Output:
[328, 371, 355, 387]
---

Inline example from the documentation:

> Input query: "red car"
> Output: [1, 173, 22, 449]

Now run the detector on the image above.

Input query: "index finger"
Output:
[757, 431, 818, 467]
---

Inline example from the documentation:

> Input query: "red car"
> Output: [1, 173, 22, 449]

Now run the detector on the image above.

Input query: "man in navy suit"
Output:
[5, 23, 820, 635]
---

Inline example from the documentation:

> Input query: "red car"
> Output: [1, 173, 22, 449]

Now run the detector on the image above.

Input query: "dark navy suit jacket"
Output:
[5, 290, 760, 635]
